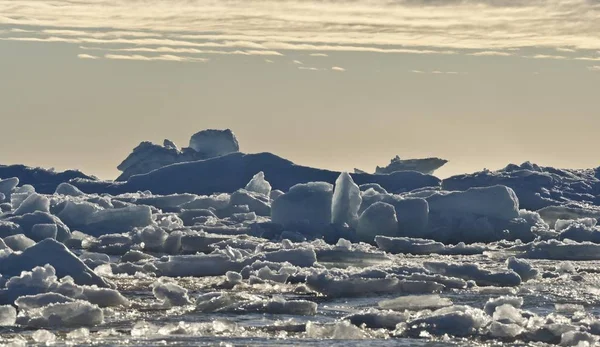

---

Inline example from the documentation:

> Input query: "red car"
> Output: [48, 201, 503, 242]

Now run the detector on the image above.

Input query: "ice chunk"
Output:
[492, 304, 526, 325]
[560, 331, 597, 346]
[346, 310, 409, 329]
[245, 171, 272, 197]
[306, 320, 370, 339]
[3, 234, 35, 251]
[425, 262, 521, 287]
[152, 278, 193, 306]
[506, 257, 538, 281]
[0, 305, 16, 326]
[15, 293, 75, 310]
[80, 286, 130, 307]
[306, 273, 443, 298]
[269, 189, 284, 201]
[356, 202, 398, 243]
[0, 239, 111, 288]
[83, 205, 153, 237]
[359, 183, 388, 194]
[57, 201, 103, 228]
[517, 240, 600, 260]
[488, 321, 523, 338]
[13, 193, 50, 215]
[556, 218, 597, 232]
[375, 236, 485, 255]
[32, 330, 56, 343]
[54, 182, 85, 197]
[0, 177, 19, 197]
[405, 306, 489, 337]
[484, 296, 523, 315]
[378, 294, 452, 311]
[5, 211, 71, 242]
[271, 182, 333, 228]
[30, 224, 57, 240]
[188, 129, 240, 157]
[428, 185, 519, 220]
[331, 172, 362, 227]
[67, 327, 90, 340]
[229, 189, 271, 216]
[25, 300, 104, 328]
[135, 225, 168, 252]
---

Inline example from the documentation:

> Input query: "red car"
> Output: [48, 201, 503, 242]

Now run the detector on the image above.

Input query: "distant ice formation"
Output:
[116, 129, 240, 181]
[356, 155, 448, 175]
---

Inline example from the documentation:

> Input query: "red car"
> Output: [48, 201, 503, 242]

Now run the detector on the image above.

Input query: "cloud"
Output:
[1, 0, 600, 63]
[469, 51, 513, 56]
[589, 66, 600, 72]
[331, 66, 345, 72]
[292, 60, 303, 65]
[77, 54, 98, 60]
[576, 56, 600, 61]
[298, 66, 321, 71]
[265, 59, 274, 63]
[526, 54, 568, 60]
[104, 54, 208, 63]
[310, 53, 328, 57]
[413, 70, 459, 74]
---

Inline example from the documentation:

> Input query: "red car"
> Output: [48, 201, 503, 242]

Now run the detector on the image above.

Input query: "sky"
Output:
[1, 0, 599, 180]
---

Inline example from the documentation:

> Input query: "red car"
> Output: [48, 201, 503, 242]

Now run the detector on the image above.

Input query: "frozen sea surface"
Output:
[3, 138, 600, 346]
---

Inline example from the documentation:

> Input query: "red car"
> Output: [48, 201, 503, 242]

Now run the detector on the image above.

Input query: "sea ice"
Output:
[245, 171, 272, 197]
[378, 294, 453, 311]
[13, 193, 50, 215]
[271, 182, 333, 229]
[356, 202, 398, 242]
[3, 234, 35, 251]
[152, 278, 193, 306]
[54, 182, 85, 197]
[0, 305, 16, 326]
[331, 172, 361, 227]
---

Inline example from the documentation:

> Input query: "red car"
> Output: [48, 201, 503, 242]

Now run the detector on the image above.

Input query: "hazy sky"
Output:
[1, 0, 599, 180]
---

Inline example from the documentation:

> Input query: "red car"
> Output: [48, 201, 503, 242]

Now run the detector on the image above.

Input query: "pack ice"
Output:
[1, 129, 600, 346]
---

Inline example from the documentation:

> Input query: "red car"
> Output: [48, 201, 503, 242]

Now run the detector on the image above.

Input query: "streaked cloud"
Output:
[331, 66, 345, 72]
[412, 69, 460, 75]
[1, 0, 599, 64]
[310, 53, 329, 57]
[469, 51, 513, 57]
[589, 66, 600, 72]
[526, 54, 569, 60]
[104, 54, 208, 63]
[77, 54, 98, 60]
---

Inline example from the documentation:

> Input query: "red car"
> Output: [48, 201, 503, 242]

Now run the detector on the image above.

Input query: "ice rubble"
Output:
[3, 134, 600, 344]
[374, 155, 448, 175]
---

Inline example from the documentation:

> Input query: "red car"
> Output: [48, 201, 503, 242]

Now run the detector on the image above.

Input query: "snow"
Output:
[245, 171, 272, 197]
[356, 202, 398, 242]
